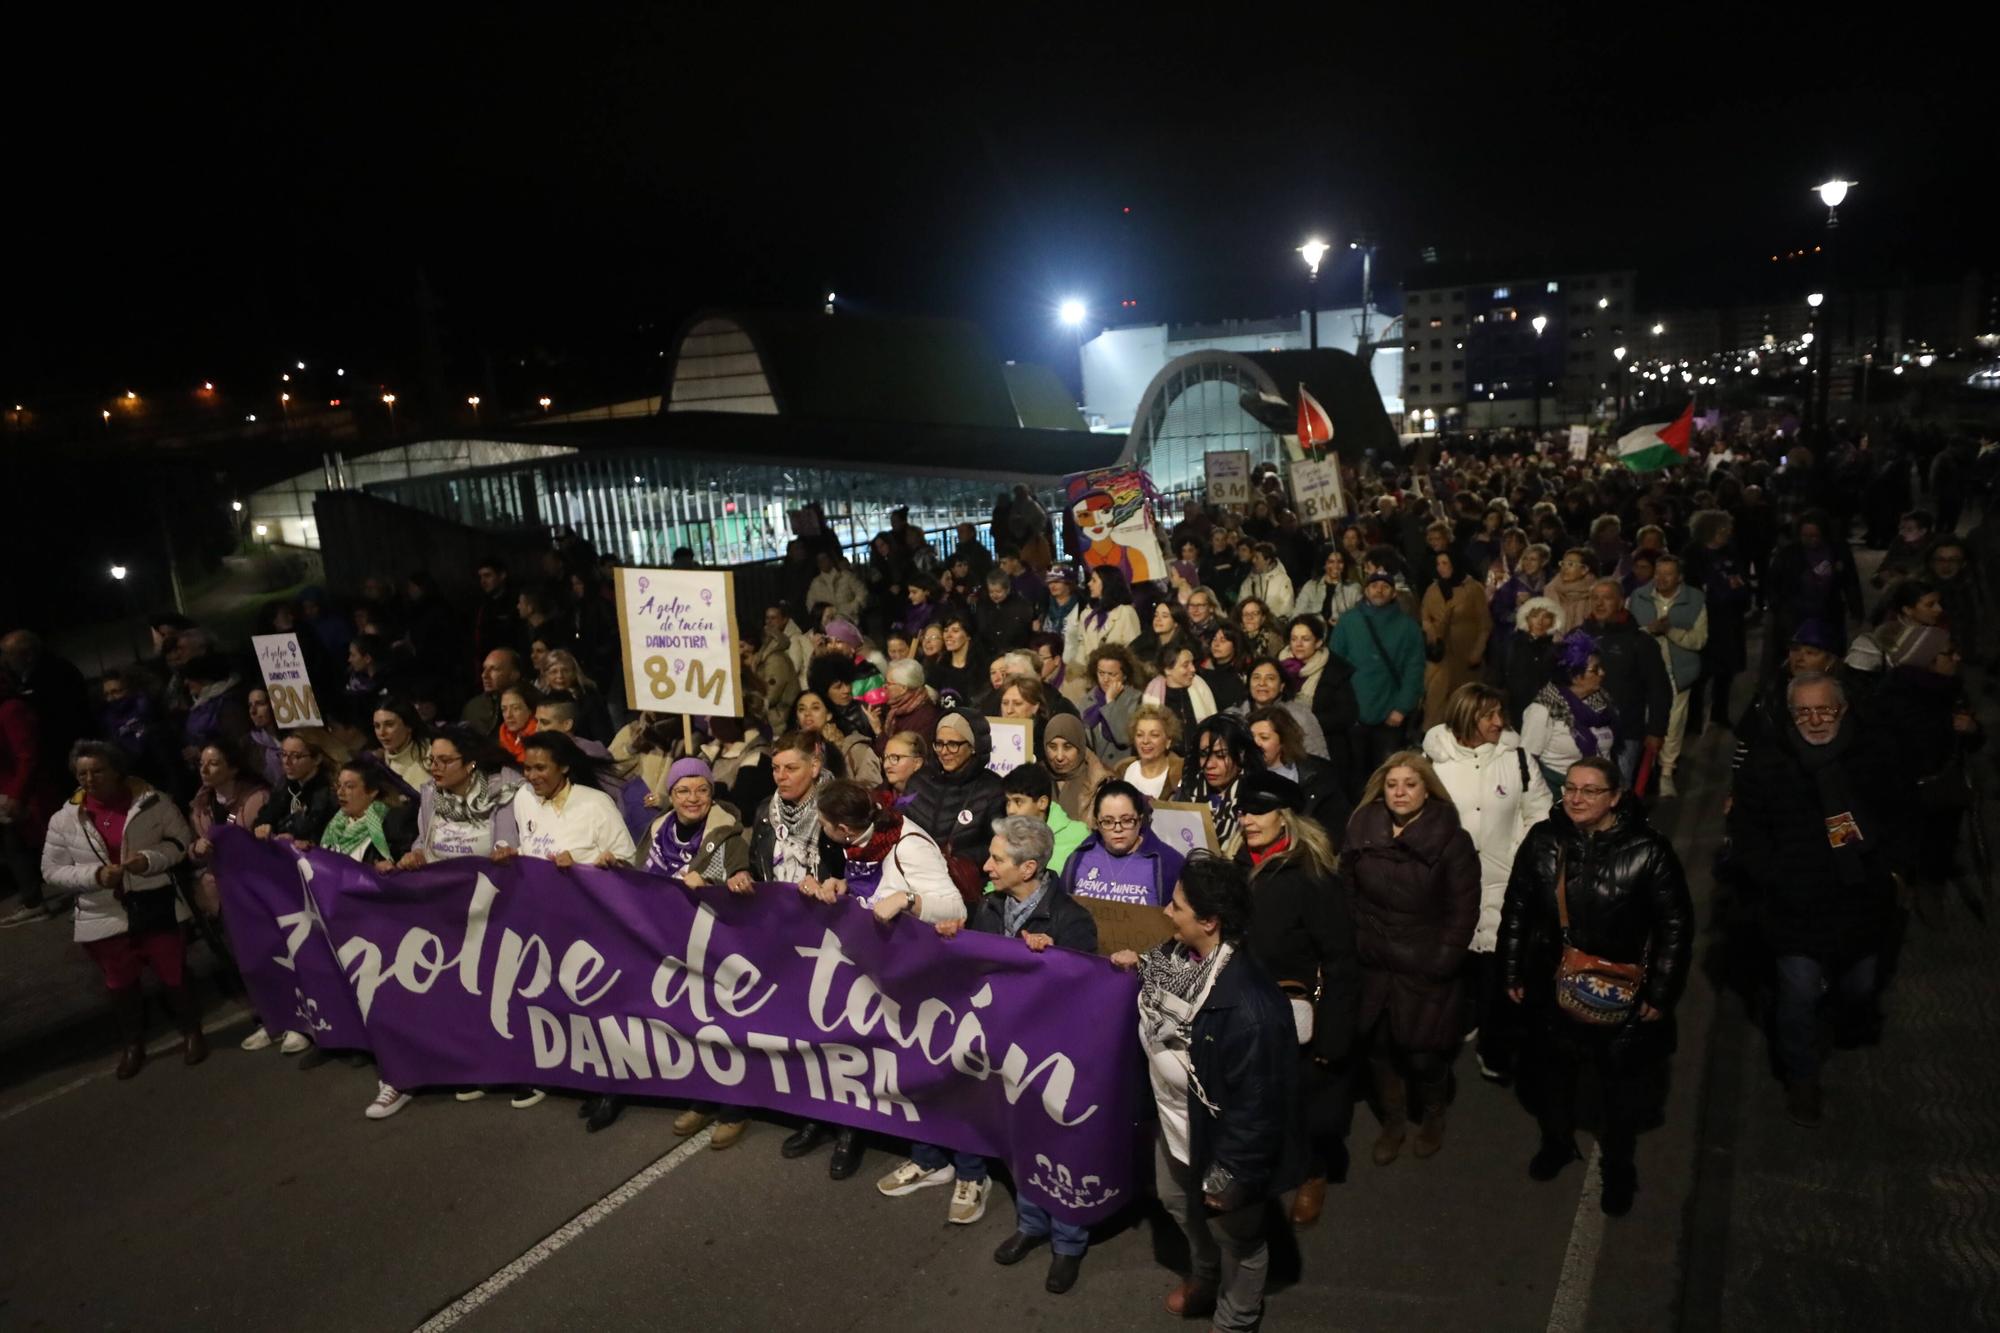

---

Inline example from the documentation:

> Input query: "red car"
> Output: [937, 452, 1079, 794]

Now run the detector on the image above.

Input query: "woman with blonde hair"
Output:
[1341, 750, 1481, 1165]
[542, 649, 613, 743]
[1421, 683, 1552, 1084]
[1117, 702, 1184, 799]
[1232, 769, 1358, 1225]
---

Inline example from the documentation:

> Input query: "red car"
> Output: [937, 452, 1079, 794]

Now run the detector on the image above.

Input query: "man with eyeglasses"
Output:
[1728, 672, 1908, 1129]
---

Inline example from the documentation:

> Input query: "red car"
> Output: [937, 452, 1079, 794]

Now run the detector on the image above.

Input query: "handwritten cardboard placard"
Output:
[1204, 450, 1252, 507]
[1078, 895, 1175, 958]
[251, 632, 323, 728]
[1289, 457, 1346, 523]
[986, 717, 1033, 776]
[613, 568, 742, 718]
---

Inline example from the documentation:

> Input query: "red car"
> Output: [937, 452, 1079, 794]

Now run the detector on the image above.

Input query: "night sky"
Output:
[9, 11, 1992, 415]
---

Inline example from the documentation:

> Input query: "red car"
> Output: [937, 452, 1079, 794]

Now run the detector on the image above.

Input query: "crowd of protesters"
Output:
[0, 418, 1993, 1325]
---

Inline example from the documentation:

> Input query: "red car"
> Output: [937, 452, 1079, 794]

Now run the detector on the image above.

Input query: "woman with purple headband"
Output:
[1520, 633, 1619, 799]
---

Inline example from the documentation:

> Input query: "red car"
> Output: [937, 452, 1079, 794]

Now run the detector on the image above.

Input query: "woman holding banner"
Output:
[400, 726, 520, 866]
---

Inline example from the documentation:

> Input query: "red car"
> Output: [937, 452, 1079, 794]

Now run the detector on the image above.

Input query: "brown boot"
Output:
[115, 1044, 146, 1080]
[1371, 1062, 1408, 1165]
[1164, 1279, 1217, 1318]
[1412, 1104, 1448, 1158]
[182, 1029, 209, 1067]
[1290, 1175, 1328, 1227]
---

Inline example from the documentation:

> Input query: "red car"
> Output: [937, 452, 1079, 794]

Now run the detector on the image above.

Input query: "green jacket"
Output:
[1329, 599, 1426, 725]
[1047, 802, 1086, 874]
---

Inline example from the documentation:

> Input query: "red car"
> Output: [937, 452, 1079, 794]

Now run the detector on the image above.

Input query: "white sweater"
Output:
[1421, 724, 1553, 952]
[507, 783, 637, 865]
[844, 821, 967, 925]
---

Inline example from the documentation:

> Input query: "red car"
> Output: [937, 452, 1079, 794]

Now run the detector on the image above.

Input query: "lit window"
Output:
[1547, 280, 1559, 293]
[1493, 286, 1510, 299]
[1472, 383, 1484, 393]
[1428, 318, 1443, 329]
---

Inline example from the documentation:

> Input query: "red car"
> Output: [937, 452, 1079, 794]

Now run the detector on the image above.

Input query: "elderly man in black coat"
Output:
[1729, 671, 1909, 1129]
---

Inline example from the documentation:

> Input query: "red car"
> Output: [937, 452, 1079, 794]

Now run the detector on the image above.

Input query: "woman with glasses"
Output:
[875, 730, 930, 811]
[1234, 597, 1283, 662]
[254, 734, 339, 848]
[1521, 635, 1618, 799]
[400, 725, 520, 865]
[899, 710, 1005, 897]
[1060, 779, 1184, 907]
[1499, 756, 1693, 1216]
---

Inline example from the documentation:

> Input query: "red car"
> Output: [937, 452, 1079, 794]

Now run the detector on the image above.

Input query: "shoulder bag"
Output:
[1553, 851, 1646, 1025]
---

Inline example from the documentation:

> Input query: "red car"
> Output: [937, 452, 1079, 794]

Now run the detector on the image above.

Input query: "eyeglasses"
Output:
[1790, 706, 1844, 722]
[935, 739, 971, 753]
[1097, 815, 1140, 831]
[884, 752, 919, 763]
[1560, 784, 1614, 799]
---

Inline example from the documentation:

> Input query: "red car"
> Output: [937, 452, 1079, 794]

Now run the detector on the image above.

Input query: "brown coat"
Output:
[1341, 798, 1482, 1053]
[1420, 579, 1492, 724]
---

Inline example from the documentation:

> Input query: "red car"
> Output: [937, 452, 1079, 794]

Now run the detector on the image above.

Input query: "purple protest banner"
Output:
[212, 831, 370, 1052]
[212, 828, 1146, 1225]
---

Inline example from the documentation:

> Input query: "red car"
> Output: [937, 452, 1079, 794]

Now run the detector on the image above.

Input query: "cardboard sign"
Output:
[986, 717, 1033, 776]
[1204, 450, 1252, 507]
[1078, 896, 1175, 959]
[613, 568, 743, 718]
[1289, 458, 1346, 523]
[250, 633, 323, 728]
[1568, 425, 1590, 460]
[1149, 799, 1218, 856]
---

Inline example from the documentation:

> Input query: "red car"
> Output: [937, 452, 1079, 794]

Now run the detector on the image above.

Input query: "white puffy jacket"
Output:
[1420, 723, 1553, 952]
[41, 781, 196, 944]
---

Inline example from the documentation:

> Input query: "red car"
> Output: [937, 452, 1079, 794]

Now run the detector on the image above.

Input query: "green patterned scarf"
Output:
[322, 800, 390, 861]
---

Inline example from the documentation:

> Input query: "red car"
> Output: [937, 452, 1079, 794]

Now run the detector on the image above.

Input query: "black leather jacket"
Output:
[1497, 802, 1693, 1012]
[1186, 948, 1306, 1208]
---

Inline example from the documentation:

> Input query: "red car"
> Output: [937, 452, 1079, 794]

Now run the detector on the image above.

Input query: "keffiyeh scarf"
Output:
[322, 800, 390, 861]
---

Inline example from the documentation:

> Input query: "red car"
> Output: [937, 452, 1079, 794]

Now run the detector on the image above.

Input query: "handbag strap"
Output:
[1554, 850, 1571, 943]
[1360, 612, 1399, 678]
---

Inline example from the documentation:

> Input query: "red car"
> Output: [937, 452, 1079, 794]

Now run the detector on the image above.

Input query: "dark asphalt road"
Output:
[0, 735, 1744, 1333]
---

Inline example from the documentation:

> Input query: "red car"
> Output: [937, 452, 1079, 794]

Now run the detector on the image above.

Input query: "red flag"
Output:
[1658, 402, 1694, 457]
[1296, 384, 1333, 452]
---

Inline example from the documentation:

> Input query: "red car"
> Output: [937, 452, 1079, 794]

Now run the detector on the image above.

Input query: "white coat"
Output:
[42, 781, 195, 944]
[1420, 723, 1553, 952]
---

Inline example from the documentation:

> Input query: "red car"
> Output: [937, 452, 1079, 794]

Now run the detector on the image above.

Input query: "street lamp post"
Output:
[1612, 345, 1627, 421]
[1811, 179, 1854, 441]
[1806, 292, 1825, 434]
[467, 395, 481, 425]
[1530, 314, 1549, 435]
[1297, 239, 1330, 349]
[381, 392, 397, 436]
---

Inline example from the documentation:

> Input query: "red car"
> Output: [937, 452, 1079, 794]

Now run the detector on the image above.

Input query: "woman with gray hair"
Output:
[41, 740, 206, 1079]
[872, 658, 940, 757]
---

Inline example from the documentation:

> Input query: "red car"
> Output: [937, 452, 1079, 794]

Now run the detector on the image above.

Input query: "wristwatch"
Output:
[904, 890, 919, 915]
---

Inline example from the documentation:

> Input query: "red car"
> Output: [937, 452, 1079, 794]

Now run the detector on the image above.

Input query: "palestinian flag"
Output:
[1296, 384, 1334, 454]
[1616, 403, 1694, 472]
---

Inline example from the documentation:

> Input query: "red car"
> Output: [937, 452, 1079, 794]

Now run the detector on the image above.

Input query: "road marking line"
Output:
[0, 1002, 251, 1123]
[412, 1126, 716, 1332]
[1545, 1144, 1605, 1333]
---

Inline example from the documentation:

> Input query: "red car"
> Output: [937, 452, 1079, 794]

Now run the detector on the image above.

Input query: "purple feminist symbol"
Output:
[699, 588, 713, 606]
[674, 659, 686, 675]
[1179, 829, 1195, 847]
[638, 576, 650, 593]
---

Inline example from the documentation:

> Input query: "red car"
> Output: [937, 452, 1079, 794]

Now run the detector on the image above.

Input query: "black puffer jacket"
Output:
[1186, 947, 1307, 1208]
[255, 772, 339, 844]
[1341, 799, 1482, 1052]
[1727, 715, 1907, 959]
[900, 708, 1007, 864]
[1237, 844, 1359, 1063]
[1499, 802, 1694, 1013]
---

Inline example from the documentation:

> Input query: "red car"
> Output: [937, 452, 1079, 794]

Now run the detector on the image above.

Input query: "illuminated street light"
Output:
[337, 368, 346, 376]
[538, 396, 552, 410]
[246, 413, 257, 421]
[125, 389, 136, 400]
[1057, 299, 1086, 327]
[1800, 332, 1814, 346]
[1918, 353, 1936, 368]
[1651, 323, 1665, 336]
[296, 361, 306, 370]
[1814, 178, 1854, 210]
[231, 501, 243, 512]
[1806, 292, 1825, 308]
[202, 382, 214, 391]
[1612, 346, 1627, 362]
[1893, 366, 1904, 376]
[109, 564, 127, 581]
[381, 392, 396, 404]
[253, 523, 269, 538]
[467, 396, 481, 406]
[1597, 297, 1610, 310]
[281, 373, 290, 382]
[1531, 315, 1548, 335]
[1296, 238, 1331, 277]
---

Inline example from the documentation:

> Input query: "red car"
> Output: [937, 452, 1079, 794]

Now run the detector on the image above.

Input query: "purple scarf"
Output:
[646, 814, 705, 878]
[1081, 688, 1118, 749]
[1554, 686, 1615, 756]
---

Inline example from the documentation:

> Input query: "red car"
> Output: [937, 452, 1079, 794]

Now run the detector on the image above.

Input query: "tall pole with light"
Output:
[1297, 238, 1330, 350]
[1811, 178, 1853, 441]
[381, 392, 397, 437]
[1530, 314, 1549, 434]
[1805, 292, 1825, 433]
[1350, 237, 1376, 360]
[1612, 345, 1628, 422]
[1058, 299, 1087, 400]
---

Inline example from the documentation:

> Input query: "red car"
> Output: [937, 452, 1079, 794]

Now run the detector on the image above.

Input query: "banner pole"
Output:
[683, 714, 695, 759]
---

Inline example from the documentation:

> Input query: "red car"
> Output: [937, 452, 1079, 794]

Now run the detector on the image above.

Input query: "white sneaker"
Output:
[0, 904, 54, 928]
[876, 1158, 956, 1197]
[239, 1027, 275, 1052]
[365, 1082, 412, 1120]
[510, 1088, 546, 1109]
[454, 1089, 487, 1102]
[1659, 771, 1678, 798]
[947, 1177, 990, 1225]
[279, 1031, 311, 1055]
